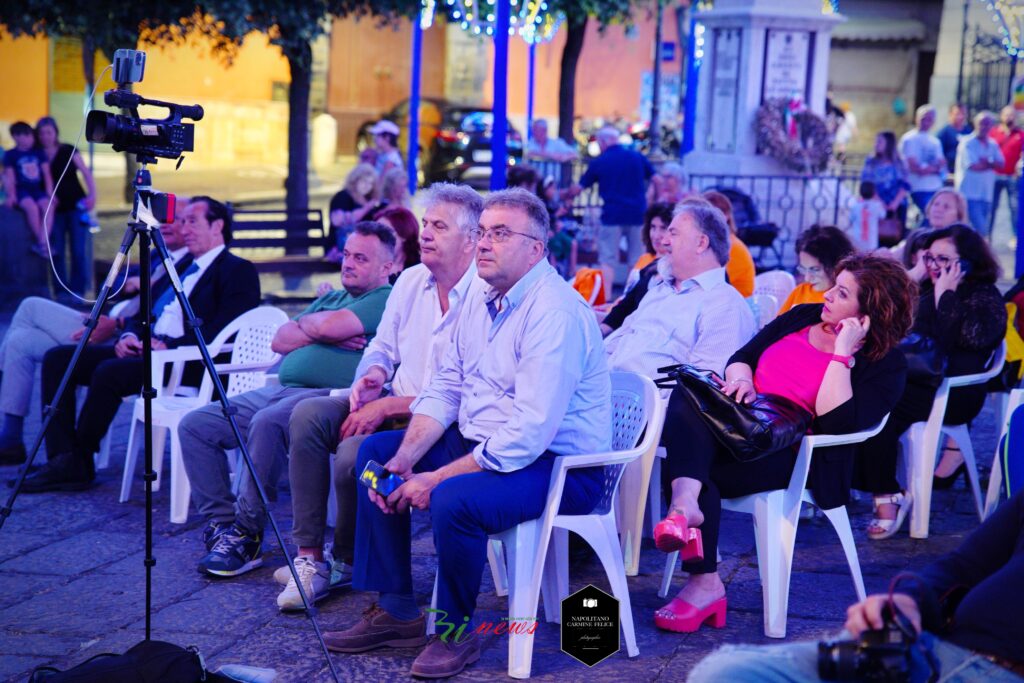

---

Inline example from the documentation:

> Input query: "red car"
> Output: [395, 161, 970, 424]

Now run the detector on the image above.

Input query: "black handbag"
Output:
[898, 332, 947, 388]
[656, 364, 812, 462]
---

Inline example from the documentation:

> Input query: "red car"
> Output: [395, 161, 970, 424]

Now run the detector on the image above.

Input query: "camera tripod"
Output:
[0, 167, 340, 681]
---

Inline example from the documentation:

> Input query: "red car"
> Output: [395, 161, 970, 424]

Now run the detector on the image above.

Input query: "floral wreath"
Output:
[755, 97, 832, 174]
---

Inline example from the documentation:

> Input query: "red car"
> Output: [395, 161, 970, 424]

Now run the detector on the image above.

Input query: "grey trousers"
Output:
[178, 384, 331, 534]
[0, 297, 85, 416]
[288, 395, 368, 561]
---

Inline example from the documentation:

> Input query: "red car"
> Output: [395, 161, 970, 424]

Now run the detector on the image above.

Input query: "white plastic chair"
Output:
[427, 372, 661, 678]
[659, 415, 889, 639]
[747, 293, 779, 330]
[753, 270, 796, 309]
[616, 395, 669, 576]
[118, 306, 289, 523]
[901, 342, 1006, 538]
[986, 386, 1024, 517]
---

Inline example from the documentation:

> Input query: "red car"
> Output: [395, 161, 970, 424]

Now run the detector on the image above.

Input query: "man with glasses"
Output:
[324, 188, 611, 679]
[274, 184, 483, 611]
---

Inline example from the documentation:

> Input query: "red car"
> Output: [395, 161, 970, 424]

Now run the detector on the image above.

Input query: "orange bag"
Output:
[572, 268, 606, 306]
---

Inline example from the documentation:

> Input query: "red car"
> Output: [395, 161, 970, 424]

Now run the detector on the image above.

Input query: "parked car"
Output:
[356, 98, 523, 187]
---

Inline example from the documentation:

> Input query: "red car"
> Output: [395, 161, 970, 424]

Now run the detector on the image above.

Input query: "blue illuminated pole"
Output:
[1017, 174, 1023, 277]
[526, 43, 536, 146]
[407, 13, 423, 195]
[681, 15, 701, 158]
[491, 0, 510, 190]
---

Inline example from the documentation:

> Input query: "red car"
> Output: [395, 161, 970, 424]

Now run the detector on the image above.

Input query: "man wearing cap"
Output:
[368, 120, 403, 176]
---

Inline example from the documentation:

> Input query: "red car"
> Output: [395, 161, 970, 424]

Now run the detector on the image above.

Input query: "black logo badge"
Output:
[561, 584, 620, 667]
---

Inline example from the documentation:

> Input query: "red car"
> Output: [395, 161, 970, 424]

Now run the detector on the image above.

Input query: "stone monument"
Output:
[684, 0, 843, 176]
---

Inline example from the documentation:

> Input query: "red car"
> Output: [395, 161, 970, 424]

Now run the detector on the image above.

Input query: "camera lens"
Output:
[817, 640, 861, 681]
[86, 111, 119, 144]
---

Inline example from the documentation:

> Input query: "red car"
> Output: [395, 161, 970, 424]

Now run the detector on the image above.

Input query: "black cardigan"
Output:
[727, 303, 908, 509]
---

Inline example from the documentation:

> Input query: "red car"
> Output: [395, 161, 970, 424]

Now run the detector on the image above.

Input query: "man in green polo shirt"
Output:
[179, 221, 395, 577]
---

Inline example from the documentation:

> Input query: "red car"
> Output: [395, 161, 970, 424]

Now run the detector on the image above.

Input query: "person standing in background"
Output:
[937, 103, 973, 175]
[956, 111, 1004, 236]
[899, 105, 946, 216]
[990, 105, 1023, 238]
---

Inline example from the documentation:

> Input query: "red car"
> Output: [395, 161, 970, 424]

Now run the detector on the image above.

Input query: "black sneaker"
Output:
[0, 442, 26, 466]
[198, 524, 263, 577]
[19, 453, 94, 493]
[196, 521, 232, 573]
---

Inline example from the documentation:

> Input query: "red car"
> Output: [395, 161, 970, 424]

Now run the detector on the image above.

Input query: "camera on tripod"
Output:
[86, 49, 204, 165]
[817, 605, 917, 683]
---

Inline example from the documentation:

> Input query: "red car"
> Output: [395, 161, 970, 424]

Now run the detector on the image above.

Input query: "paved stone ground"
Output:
[0, 304, 1001, 682]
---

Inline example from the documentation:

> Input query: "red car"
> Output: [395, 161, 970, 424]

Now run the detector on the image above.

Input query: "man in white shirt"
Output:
[0, 203, 191, 465]
[22, 197, 260, 492]
[956, 111, 1005, 236]
[605, 202, 756, 384]
[275, 183, 483, 610]
[324, 188, 611, 679]
[899, 105, 946, 216]
[526, 118, 577, 186]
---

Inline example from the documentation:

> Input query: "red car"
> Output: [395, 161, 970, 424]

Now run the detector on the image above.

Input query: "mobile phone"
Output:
[359, 460, 404, 497]
[957, 259, 973, 275]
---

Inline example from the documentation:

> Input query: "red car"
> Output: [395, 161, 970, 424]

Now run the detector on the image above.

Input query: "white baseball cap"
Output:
[369, 120, 400, 136]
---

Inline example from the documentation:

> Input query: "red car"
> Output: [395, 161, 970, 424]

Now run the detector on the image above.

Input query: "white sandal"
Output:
[868, 492, 912, 540]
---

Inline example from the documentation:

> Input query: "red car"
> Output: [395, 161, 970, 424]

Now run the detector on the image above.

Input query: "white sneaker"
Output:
[274, 557, 352, 589]
[276, 556, 330, 611]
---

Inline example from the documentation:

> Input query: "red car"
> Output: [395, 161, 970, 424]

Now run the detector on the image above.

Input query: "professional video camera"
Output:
[817, 604, 918, 683]
[86, 49, 204, 165]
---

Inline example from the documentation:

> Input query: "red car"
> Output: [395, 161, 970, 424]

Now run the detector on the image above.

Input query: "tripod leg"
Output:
[149, 229, 341, 682]
[0, 224, 138, 529]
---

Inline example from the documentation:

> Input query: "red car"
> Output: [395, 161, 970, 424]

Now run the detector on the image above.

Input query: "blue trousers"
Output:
[352, 425, 604, 626]
[49, 211, 91, 296]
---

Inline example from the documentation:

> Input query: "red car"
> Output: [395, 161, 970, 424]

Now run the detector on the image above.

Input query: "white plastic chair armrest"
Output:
[329, 387, 353, 399]
[152, 346, 204, 364]
[213, 360, 280, 375]
[263, 374, 280, 387]
[946, 342, 1006, 388]
[803, 414, 890, 449]
[551, 448, 646, 473]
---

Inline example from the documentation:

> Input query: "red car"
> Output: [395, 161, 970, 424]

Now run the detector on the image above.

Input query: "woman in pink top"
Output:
[651, 255, 916, 635]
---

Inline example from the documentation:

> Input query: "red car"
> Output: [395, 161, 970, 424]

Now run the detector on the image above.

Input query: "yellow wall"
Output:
[0, 32, 50, 134]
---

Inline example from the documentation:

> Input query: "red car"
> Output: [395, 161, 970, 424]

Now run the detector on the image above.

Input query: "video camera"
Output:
[86, 49, 204, 165]
[817, 602, 919, 683]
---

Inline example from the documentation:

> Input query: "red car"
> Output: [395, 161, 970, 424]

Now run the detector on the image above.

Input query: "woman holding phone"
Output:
[854, 224, 1006, 539]
[652, 255, 914, 633]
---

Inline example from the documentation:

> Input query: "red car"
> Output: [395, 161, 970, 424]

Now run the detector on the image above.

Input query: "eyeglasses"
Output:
[922, 253, 954, 269]
[470, 227, 541, 244]
[796, 265, 824, 275]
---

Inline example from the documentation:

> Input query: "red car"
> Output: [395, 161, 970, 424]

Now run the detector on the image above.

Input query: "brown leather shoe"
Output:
[324, 604, 427, 653]
[410, 633, 481, 679]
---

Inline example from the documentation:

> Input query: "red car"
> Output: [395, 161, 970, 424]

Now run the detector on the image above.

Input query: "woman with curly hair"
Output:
[653, 255, 915, 633]
[855, 224, 1006, 539]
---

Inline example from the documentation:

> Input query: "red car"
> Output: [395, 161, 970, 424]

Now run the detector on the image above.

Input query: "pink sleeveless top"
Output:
[753, 327, 833, 416]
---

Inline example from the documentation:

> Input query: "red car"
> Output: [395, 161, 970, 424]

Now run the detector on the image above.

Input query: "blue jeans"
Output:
[992, 175, 1018, 236]
[352, 426, 604, 627]
[49, 211, 91, 295]
[688, 631, 1023, 683]
[967, 200, 993, 237]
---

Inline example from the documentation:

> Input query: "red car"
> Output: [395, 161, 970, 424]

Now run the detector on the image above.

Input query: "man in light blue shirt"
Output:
[324, 188, 611, 679]
[605, 202, 757, 386]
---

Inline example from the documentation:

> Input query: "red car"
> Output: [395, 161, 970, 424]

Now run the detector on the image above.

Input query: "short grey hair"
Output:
[422, 182, 484, 234]
[482, 187, 550, 241]
[659, 161, 686, 183]
[596, 126, 620, 146]
[673, 203, 731, 266]
[975, 110, 996, 127]
[915, 104, 936, 124]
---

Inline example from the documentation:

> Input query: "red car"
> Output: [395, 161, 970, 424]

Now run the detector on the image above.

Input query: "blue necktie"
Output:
[151, 261, 199, 322]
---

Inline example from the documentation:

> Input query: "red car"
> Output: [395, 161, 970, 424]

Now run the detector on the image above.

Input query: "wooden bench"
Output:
[230, 208, 336, 275]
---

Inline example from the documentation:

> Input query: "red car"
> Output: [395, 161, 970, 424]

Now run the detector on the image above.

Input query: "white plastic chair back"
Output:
[753, 270, 796, 308]
[747, 293, 779, 330]
[903, 341, 1007, 538]
[660, 415, 890, 639]
[197, 306, 290, 400]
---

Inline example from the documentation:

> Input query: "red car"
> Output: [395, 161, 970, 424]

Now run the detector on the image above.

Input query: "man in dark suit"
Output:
[21, 196, 261, 492]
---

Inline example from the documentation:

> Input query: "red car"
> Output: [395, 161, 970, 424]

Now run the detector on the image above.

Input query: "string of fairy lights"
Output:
[420, 0, 563, 43]
[978, 0, 1024, 57]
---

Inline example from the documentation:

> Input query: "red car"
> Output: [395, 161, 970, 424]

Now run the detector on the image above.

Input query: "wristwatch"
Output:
[831, 354, 855, 369]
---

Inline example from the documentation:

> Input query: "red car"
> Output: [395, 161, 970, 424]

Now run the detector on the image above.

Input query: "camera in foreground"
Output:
[818, 620, 914, 683]
[85, 49, 203, 164]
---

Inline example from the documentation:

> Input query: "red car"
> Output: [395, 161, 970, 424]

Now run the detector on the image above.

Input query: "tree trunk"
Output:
[285, 46, 312, 222]
[558, 14, 588, 143]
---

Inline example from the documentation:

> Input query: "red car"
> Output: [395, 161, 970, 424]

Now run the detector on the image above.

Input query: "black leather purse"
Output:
[897, 332, 947, 388]
[656, 364, 813, 463]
